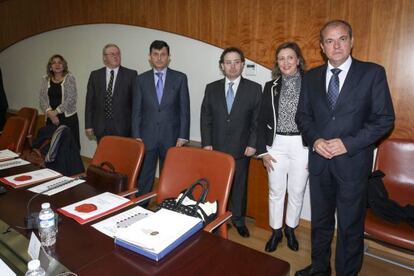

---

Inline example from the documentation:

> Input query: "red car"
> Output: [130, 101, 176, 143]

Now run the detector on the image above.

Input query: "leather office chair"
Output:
[17, 107, 38, 149]
[135, 146, 235, 239]
[0, 116, 29, 154]
[365, 138, 414, 270]
[90, 136, 145, 193]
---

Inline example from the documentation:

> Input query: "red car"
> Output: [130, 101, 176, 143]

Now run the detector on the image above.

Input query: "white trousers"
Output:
[267, 135, 309, 229]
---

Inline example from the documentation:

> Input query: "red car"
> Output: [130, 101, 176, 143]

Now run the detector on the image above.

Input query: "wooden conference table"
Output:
[0, 164, 290, 275]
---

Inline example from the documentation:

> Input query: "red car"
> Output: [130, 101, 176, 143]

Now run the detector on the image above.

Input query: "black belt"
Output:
[276, 131, 300, 136]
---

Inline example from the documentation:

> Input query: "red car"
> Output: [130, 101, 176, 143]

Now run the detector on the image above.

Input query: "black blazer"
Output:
[85, 66, 138, 138]
[200, 77, 262, 159]
[256, 75, 306, 156]
[131, 68, 190, 151]
[296, 58, 395, 181]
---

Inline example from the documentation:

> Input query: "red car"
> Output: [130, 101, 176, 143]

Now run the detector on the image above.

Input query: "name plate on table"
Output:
[58, 192, 133, 224]
[0, 168, 62, 188]
[115, 208, 203, 261]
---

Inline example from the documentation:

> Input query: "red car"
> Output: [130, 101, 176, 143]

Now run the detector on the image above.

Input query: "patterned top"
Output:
[276, 72, 301, 133]
[39, 73, 77, 117]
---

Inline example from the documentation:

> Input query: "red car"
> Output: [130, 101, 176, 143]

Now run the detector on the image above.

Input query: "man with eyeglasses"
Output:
[201, 47, 262, 238]
[85, 43, 138, 142]
[295, 20, 395, 276]
[132, 40, 190, 199]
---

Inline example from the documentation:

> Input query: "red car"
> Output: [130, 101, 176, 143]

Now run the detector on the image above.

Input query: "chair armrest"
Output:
[26, 134, 33, 144]
[203, 211, 232, 233]
[132, 191, 158, 203]
[119, 188, 138, 198]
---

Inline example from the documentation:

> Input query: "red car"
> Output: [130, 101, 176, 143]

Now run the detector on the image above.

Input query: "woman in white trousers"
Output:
[257, 42, 308, 252]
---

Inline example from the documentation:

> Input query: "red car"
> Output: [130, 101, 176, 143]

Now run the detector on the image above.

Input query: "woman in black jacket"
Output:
[257, 42, 308, 252]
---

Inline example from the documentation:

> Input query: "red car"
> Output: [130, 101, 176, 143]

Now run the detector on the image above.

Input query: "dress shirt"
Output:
[225, 76, 241, 97]
[106, 67, 119, 93]
[325, 55, 352, 93]
[153, 67, 168, 88]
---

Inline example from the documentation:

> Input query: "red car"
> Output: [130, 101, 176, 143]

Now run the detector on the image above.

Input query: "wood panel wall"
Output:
[0, 0, 413, 138]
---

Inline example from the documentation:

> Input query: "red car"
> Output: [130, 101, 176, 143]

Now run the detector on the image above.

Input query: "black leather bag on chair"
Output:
[158, 178, 218, 225]
[86, 162, 128, 194]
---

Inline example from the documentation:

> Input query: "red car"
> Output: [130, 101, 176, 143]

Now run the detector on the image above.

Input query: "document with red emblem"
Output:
[58, 192, 133, 224]
[0, 168, 62, 188]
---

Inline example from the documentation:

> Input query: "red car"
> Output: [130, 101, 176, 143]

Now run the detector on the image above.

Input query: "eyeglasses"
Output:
[105, 53, 120, 57]
[223, 60, 242, 66]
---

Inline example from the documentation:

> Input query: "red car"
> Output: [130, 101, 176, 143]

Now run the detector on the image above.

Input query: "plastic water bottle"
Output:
[38, 202, 57, 247]
[25, 259, 46, 276]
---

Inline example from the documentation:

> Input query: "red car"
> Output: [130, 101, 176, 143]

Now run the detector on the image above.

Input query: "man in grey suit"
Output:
[295, 20, 394, 276]
[132, 40, 190, 197]
[201, 47, 262, 237]
[85, 44, 138, 142]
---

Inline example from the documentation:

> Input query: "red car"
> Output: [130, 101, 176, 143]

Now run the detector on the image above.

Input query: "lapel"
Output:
[217, 78, 228, 113]
[229, 77, 247, 115]
[112, 66, 122, 97]
[317, 64, 330, 110]
[147, 70, 159, 106]
[160, 68, 173, 106]
[334, 59, 361, 109]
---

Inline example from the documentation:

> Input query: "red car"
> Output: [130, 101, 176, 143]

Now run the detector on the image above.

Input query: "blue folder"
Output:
[115, 214, 203, 261]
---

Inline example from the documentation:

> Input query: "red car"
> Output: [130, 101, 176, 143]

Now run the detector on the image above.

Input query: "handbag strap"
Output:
[176, 178, 209, 208]
[100, 161, 116, 172]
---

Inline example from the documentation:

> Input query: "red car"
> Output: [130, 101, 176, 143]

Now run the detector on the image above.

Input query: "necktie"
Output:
[105, 70, 114, 119]
[156, 72, 164, 104]
[226, 82, 234, 113]
[327, 68, 341, 110]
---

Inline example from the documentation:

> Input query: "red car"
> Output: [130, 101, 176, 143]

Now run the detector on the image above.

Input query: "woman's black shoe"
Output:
[284, 226, 299, 251]
[265, 228, 282, 252]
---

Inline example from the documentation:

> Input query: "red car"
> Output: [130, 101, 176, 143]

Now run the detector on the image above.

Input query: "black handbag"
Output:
[158, 178, 217, 225]
[86, 162, 128, 194]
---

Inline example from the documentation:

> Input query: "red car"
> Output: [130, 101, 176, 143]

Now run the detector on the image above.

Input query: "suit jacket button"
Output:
[227, 119, 230, 122]
[332, 116, 335, 120]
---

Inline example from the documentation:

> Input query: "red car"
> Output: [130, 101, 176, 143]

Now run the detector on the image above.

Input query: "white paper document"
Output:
[58, 192, 132, 224]
[0, 168, 62, 188]
[0, 149, 19, 162]
[0, 158, 30, 170]
[28, 176, 85, 196]
[92, 206, 153, 238]
[115, 208, 202, 253]
[0, 258, 16, 276]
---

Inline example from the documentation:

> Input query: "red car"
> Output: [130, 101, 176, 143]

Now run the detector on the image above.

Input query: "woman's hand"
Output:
[262, 153, 276, 172]
[47, 110, 60, 125]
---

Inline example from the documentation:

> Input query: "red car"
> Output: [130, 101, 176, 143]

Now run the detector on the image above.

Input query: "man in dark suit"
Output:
[0, 68, 8, 131]
[132, 40, 190, 196]
[295, 20, 395, 276]
[85, 44, 138, 142]
[201, 47, 262, 237]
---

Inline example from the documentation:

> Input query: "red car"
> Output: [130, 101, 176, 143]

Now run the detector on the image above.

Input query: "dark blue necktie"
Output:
[156, 72, 164, 104]
[327, 68, 341, 110]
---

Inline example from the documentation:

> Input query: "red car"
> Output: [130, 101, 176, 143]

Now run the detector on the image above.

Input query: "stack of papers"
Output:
[0, 149, 19, 161]
[58, 192, 133, 224]
[0, 168, 62, 188]
[115, 208, 203, 261]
